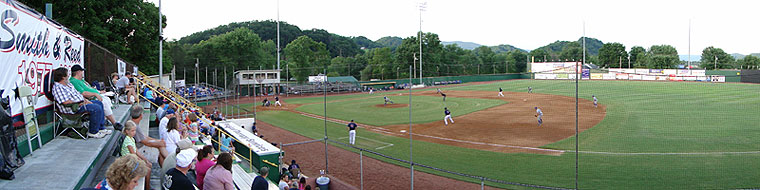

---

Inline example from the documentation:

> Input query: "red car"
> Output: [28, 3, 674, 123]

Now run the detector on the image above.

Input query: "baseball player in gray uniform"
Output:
[592, 95, 598, 108]
[535, 107, 543, 127]
[384, 96, 394, 106]
[528, 86, 533, 93]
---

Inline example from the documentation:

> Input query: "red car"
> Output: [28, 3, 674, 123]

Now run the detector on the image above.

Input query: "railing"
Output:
[133, 73, 263, 172]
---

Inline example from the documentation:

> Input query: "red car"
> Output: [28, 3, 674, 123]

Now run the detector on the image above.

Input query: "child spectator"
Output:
[120, 121, 153, 190]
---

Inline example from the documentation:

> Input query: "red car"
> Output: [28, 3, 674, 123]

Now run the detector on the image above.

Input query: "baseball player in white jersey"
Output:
[535, 107, 543, 127]
[369, 87, 374, 94]
[384, 96, 394, 106]
[592, 95, 598, 108]
[498, 87, 504, 97]
[443, 107, 454, 126]
[274, 96, 282, 107]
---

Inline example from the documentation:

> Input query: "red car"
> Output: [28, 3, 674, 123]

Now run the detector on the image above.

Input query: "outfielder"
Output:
[444, 107, 454, 126]
[535, 107, 543, 127]
[347, 120, 358, 145]
[592, 95, 598, 108]
[384, 96, 394, 106]
[528, 86, 533, 93]
[274, 96, 282, 107]
[498, 87, 504, 97]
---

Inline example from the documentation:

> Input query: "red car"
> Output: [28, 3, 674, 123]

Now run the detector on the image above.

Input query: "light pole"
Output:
[418, 2, 426, 86]
[158, 0, 163, 85]
[277, 0, 281, 72]
[714, 56, 718, 70]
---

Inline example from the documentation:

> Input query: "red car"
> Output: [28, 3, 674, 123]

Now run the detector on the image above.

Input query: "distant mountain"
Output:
[442, 41, 483, 50]
[490, 44, 526, 53]
[679, 55, 702, 62]
[375, 36, 403, 50]
[533, 37, 603, 56]
[352, 36, 383, 49]
[729, 53, 760, 60]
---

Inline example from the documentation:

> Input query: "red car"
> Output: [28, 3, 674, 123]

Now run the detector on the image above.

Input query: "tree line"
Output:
[25, 1, 759, 85]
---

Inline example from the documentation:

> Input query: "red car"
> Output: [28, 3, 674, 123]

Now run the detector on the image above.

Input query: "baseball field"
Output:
[215, 79, 760, 189]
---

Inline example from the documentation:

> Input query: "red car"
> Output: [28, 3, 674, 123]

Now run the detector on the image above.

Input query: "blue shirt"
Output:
[445, 110, 451, 116]
[348, 122, 357, 130]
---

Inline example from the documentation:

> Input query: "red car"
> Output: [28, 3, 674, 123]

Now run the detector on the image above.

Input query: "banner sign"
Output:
[1, 1, 85, 117]
[649, 69, 664, 75]
[581, 69, 590, 79]
[691, 70, 706, 76]
[635, 69, 649, 75]
[591, 73, 603, 80]
[603, 73, 616, 80]
[174, 80, 185, 87]
[711, 75, 725, 82]
[616, 73, 628, 80]
[308, 75, 327, 83]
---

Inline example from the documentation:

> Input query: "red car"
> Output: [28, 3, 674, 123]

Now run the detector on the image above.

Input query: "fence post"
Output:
[481, 177, 484, 190]
[360, 150, 363, 190]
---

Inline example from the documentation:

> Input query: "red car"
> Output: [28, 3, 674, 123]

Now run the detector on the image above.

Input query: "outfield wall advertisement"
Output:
[533, 63, 723, 82]
[0, 1, 85, 117]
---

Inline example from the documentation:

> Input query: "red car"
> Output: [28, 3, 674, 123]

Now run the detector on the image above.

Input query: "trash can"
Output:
[316, 176, 330, 190]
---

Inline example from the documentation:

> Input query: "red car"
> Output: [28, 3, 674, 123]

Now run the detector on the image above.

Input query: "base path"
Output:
[257, 121, 503, 190]
[381, 90, 606, 154]
[374, 104, 408, 108]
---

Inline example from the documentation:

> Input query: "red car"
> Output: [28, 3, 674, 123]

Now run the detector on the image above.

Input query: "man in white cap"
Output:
[160, 139, 194, 187]
[163, 148, 197, 190]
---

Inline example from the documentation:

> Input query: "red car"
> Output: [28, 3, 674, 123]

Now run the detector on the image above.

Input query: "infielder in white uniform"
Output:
[444, 107, 454, 126]
[274, 96, 282, 107]
[347, 120, 358, 145]
[498, 87, 504, 97]
[535, 107, 543, 127]
[592, 95, 598, 108]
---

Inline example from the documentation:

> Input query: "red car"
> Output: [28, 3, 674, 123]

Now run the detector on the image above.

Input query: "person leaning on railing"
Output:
[69, 65, 122, 130]
[51, 67, 110, 138]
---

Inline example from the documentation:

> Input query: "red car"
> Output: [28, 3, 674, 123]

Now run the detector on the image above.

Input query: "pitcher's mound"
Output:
[374, 104, 408, 108]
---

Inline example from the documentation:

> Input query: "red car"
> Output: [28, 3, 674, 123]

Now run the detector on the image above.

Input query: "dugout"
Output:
[361, 81, 397, 90]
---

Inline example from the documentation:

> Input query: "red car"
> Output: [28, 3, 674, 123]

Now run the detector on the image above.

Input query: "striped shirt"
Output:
[52, 82, 85, 114]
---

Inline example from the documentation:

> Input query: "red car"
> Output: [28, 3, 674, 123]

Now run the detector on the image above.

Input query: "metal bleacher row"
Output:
[134, 72, 280, 190]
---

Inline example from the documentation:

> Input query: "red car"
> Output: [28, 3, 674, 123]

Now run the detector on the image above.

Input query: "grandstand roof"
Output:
[328, 76, 358, 83]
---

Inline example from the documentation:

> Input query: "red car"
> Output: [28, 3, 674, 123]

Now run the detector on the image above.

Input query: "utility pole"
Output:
[195, 58, 199, 86]
[418, 2, 426, 86]
[714, 56, 718, 70]
[277, 0, 281, 72]
[158, 0, 163, 85]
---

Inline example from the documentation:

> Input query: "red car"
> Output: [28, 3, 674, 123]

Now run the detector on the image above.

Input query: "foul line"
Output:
[337, 136, 395, 150]
[571, 150, 760, 155]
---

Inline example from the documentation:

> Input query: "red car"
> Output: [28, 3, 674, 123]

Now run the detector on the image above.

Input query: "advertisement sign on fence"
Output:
[603, 73, 616, 80]
[0, 1, 85, 117]
[616, 73, 629, 80]
[582, 69, 590, 79]
[649, 69, 664, 74]
[591, 73, 603, 80]
[711, 75, 725, 82]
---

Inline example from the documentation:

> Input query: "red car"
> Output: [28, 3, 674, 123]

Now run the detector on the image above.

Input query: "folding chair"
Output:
[18, 86, 42, 154]
[42, 72, 91, 140]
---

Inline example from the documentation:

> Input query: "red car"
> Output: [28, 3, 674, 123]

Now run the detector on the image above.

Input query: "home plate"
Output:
[400, 130, 406, 133]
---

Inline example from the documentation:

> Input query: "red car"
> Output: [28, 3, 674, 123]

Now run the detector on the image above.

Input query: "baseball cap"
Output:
[71, 65, 85, 72]
[176, 149, 197, 168]
[177, 139, 194, 150]
[534, 107, 538, 109]
[165, 108, 175, 115]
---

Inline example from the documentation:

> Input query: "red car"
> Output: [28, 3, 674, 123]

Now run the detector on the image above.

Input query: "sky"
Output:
[148, 0, 759, 55]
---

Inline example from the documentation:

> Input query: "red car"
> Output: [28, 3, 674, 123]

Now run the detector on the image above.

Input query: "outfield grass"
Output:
[295, 94, 507, 126]
[256, 80, 760, 189]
